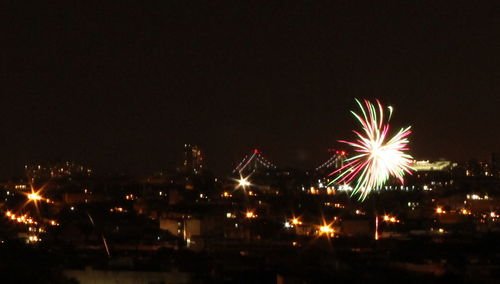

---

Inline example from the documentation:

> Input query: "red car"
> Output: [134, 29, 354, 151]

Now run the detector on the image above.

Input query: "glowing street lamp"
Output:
[238, 177, 251, 189]
[382, 214, 399, 223]
[245, 211, 256, 219]
[318, 225, 334, 237]
[27, 193, 42, 201]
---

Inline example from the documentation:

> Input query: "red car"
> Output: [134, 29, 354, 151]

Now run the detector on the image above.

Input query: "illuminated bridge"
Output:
[233, 149, 277, 175]
[315, 150, 347, 172]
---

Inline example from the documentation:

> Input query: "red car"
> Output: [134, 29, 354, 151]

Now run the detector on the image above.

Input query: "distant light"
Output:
[319, 226, 333, 233]
[319, 225, 334, 236]
[382, 215, 399, 223]
[245, 211, 256, 219]
[238, 177, 251, 188]
[27, 193, 42, 201]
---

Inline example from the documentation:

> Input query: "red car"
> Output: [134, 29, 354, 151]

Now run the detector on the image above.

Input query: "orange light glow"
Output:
[238, 177, 251, 188]
[318, 225, 335, 237]
[245, 211, 256, 218]
[27, 193, 42, 201]
[319, 225, 333, 233]
[382, 214, 399, 223]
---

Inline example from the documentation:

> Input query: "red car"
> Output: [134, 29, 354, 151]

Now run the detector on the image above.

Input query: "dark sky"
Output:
[1, 1, 499, 178]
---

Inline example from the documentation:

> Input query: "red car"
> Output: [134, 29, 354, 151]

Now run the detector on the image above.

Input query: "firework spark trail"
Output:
[329, 99, 414, 201]
[86, 211, 111, 258]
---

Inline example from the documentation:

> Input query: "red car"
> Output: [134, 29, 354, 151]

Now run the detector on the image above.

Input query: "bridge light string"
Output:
[233, 149, 277, 174]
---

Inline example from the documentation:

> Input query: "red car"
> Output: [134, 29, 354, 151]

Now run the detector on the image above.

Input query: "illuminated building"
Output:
[411, 160, 454, 172]
[183, 144, 204, 174]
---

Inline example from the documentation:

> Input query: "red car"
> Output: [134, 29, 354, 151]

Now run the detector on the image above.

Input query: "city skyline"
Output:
[1, 2, 500, 282]
[2, 2, 499, 177]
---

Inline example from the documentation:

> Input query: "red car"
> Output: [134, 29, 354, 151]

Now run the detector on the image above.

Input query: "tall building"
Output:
[183, 144, 203, 174]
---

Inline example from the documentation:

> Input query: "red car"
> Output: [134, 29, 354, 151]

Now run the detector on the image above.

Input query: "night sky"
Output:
[1, 1, 499, 178]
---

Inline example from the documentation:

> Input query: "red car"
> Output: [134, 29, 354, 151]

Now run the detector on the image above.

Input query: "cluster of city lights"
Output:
[284, 218, 303, 228]
[466, 194, 489, 200]
[435, 206, 500, 220]
[110, 207, 127, 213]
[245, 211, 257, 219]
[4, 210, 50, 243]
[27, 235, 41, 243]
[307, 186, 336, 195]
[224, 211, 258, 219]
[4, 210, 59, 227]
[5, 211, 37, 225]
[318, 224, 335, 237]
[382, 215, 399, 223]
[460, 209, 471, 215]
[125, 194, 136, 200]
[284, 217, 339, 238]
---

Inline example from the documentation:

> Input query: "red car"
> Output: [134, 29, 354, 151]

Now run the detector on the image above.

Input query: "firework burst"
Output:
[329, 99, 414, 201]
